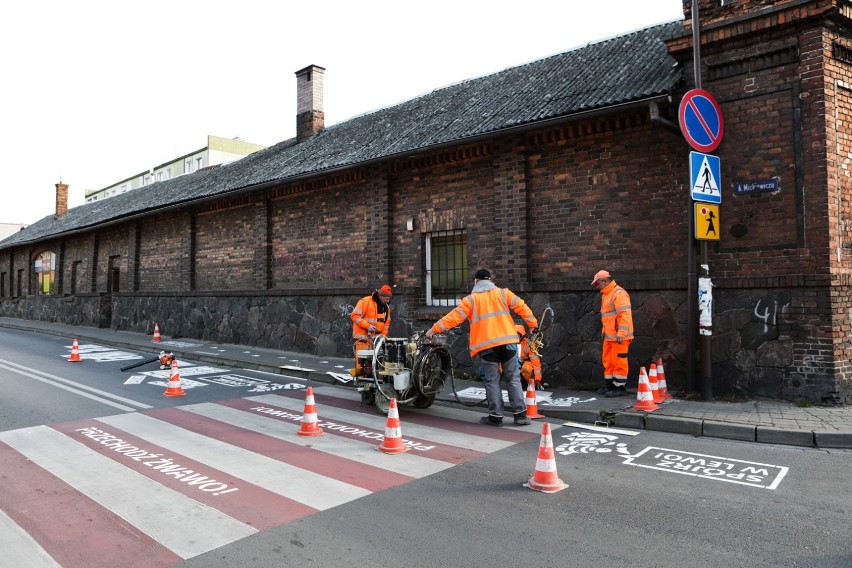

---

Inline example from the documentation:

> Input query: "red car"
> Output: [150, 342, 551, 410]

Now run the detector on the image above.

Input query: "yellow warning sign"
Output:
[695, 203, 720, 240]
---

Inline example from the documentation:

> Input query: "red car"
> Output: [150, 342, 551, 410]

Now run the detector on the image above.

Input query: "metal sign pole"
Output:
[692, 0, 714, 400]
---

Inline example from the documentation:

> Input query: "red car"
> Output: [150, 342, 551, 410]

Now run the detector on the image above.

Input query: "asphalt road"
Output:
[0, 328, 849, 568]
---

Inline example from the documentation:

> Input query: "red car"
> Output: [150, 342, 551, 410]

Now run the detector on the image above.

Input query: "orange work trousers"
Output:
[354, 340, 372, 369]
[602, 339, 630, 387]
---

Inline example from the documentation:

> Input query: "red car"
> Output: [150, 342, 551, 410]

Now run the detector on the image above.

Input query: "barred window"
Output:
[426, 229, 467, 306]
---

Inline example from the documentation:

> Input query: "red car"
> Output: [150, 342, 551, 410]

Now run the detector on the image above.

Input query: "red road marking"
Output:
[145, 406, 416, 492]
[52, 419, 317, 530]
[272, 389, 539, 443]
[0, 440, 180, 568]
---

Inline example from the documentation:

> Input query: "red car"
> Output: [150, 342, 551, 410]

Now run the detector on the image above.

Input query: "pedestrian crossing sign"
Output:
[690, 151, 721, 204]
[695, 203, 720, 241]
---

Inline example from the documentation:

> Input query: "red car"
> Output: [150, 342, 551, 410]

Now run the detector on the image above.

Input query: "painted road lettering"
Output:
[622, 446, 788, 489]
[250, 405, 435, 451]
[75, 426, 239, 496]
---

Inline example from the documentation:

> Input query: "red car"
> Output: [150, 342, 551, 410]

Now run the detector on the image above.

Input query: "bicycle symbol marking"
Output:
[555, 432, 631, 456]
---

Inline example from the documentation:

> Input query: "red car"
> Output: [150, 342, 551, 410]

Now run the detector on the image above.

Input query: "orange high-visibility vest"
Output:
[599, 280, 633, 341]
[432, 281, 537, 357]
[351, 293, 391, 341]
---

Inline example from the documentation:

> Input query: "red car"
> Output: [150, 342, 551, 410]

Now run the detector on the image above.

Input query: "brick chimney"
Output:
[55, 182, 68, 218]
[295, 64, 325, 141]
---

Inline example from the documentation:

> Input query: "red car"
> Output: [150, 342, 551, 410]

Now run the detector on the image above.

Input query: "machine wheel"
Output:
[412, 393, 435, 409]
[374, 392, 391, 415]
[360, 389, 375, 405]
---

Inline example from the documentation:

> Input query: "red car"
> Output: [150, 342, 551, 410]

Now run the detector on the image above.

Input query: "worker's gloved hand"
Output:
[531, 327, 539, 335]
[367, 325, 377, 334]
[425, 329, 434, 339]
[616, 336, 624, 344]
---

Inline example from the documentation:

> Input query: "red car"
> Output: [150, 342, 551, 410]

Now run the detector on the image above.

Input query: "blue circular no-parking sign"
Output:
[678, 89, 724, 153]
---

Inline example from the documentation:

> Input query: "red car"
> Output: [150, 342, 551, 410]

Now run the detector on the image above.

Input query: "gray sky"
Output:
[1, 0, 684, 225]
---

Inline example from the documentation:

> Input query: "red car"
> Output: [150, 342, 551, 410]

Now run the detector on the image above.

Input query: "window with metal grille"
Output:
[426, 229, 467, 306]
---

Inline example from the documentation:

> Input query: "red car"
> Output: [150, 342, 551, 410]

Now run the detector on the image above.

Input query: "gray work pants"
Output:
[478, 345, 525, 419]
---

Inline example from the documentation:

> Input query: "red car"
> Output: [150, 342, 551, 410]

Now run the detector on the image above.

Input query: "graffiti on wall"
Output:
[753, 299, 804, 334]
[331, 303, 355, 342]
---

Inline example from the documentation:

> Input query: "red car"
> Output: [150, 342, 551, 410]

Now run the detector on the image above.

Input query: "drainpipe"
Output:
[649, 100, 681, 136]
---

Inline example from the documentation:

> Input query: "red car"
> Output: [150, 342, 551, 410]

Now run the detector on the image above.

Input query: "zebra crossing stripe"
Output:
[96, 412, 371, 511]
[143, 406, 416, 492]
[0, 426, 250, 560]
[0, 392, 540, 565]
[184, 400, 447, 478]
[51, 418, 317, 530]
[269, 388, 537, 445]
[224, 396, 486, 462]
[0, 489, 71, 568]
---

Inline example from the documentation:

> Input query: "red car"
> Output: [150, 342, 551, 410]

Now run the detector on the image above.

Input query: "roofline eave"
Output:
[1, 93, 675, 250]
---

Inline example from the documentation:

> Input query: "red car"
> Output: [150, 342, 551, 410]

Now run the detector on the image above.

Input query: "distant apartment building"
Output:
[84, 135, 265, 203]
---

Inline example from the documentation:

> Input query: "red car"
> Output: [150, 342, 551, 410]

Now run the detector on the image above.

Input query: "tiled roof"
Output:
[2, 20, 683, 248]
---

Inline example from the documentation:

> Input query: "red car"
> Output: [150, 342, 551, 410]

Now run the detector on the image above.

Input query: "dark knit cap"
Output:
[474, 269, 491, 280]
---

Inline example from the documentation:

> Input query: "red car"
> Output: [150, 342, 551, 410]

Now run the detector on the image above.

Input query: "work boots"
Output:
[604, 385, 627, 398]
[597, 380, 613, 395]
[513, 412, 532, 426]
[479, 415, 503, 427]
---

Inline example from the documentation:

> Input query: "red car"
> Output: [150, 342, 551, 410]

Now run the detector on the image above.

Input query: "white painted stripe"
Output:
[96, 412, 371, 510]
[561, 421, 641, 436]
[181, 403, 451, 477]
[249, 393, 516, 453]
[0, 508, 62, 568]
[0, 358, 151, 410]
[0, 426, 255, 559]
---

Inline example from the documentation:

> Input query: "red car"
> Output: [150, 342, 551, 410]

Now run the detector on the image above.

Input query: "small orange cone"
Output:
[377, 398, 408, 454]
[297, 386, 324, 437]
[152, 323, 161, 343]
[68, 338, 82, 362]
[632, 366, 659, 412]
[648, 363, 664, 404]
[657, 358, 672, 400]
[524, 422, 567, 493]
[525, 381, 545, 419]
[163, 360, 186, 397]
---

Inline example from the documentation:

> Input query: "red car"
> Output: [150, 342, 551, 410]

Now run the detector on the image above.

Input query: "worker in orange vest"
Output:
[592, 270, 633, 397]
[515, 325, 543, 390]
[351, 284, 393, 369]
[427, 269, 538, 426]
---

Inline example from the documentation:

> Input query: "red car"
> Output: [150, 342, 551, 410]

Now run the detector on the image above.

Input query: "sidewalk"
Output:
[2, 317, 850, 449]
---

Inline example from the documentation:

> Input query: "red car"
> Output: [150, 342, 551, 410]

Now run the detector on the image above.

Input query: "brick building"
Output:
[1, 0, 850, 404]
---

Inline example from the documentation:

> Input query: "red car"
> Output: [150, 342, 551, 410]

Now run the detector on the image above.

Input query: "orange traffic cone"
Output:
[524, 422, 567, 493]
[152, 323, 161, 343]
[525, 381, 545, 419]
[68, 338, 82, 362]
[657, 358, 672, 400]
[648, 363, 664, 404]
[297, 386, 324, 437]
[163, 359, 186, 397]
[377, 398, 408, 454]
[632, 366, 659, 412]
